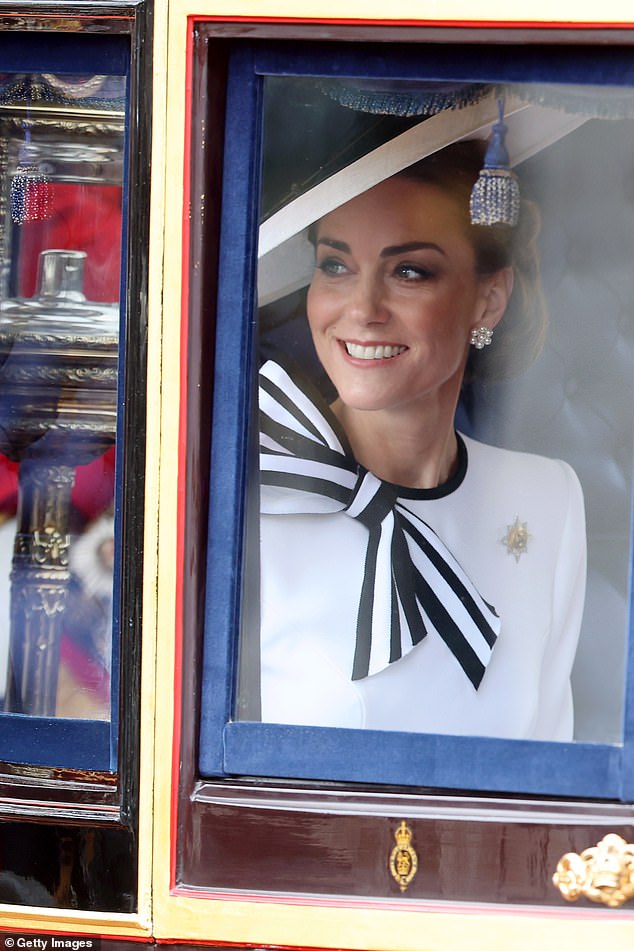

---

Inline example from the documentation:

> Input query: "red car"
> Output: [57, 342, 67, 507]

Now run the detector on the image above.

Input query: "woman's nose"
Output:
[345, 274, 389, 324]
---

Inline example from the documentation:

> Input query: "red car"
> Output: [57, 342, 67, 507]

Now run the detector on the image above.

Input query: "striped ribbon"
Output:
[259, 359, 499, 688]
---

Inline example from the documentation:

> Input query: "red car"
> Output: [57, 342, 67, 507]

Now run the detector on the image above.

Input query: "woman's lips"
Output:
[343, 342, 408, 361]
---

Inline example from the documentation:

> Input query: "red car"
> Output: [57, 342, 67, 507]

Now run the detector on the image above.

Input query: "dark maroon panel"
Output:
[179, 784, 634, 905]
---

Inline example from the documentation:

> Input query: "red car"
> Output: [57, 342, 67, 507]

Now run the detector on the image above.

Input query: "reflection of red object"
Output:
[72, 449, 117, 519]
[17, 183, 122, 303]
[60, 634, 110, 707]
[0, 457, 18, 513]
[0, 448, 116, 520]
[3, 182, 121, 515]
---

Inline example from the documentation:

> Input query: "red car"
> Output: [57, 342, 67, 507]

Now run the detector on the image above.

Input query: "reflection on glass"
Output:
[243, 78, 634, 744]
[0, 72, 125, 720]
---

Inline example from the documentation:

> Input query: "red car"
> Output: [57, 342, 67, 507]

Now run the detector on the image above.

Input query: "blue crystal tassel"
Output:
[470, 98, 520, 227]
[10, 126, 52, 225]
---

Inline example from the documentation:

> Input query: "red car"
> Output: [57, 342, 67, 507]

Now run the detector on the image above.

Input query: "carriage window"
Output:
[0, 55, 128, 769]
[199, 43, 634, 798]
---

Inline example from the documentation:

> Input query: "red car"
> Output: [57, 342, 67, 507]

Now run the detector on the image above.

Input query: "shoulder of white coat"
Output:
[460, 433, 584, 505]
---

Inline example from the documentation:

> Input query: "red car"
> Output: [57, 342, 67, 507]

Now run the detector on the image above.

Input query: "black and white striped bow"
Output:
[259, 359, 500, 688]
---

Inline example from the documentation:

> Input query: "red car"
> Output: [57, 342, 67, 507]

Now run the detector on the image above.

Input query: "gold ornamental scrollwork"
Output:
[553, 833, 634, 908]
[389, 821, 418, 892]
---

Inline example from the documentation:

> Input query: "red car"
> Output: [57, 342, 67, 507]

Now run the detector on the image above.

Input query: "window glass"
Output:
[249, 76, 633, 745]
[0, 71, 125, 737]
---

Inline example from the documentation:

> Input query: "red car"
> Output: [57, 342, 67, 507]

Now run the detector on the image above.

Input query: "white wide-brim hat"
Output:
[257, 87, 591, 307]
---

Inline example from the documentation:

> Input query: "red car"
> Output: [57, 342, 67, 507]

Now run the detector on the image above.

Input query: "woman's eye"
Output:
[394, 263, 434, 281]
[316, 257, 348, 276]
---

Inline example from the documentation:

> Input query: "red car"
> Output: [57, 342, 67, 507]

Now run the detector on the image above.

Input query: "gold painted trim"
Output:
[0, 910, 151, 937]
[121, 0, 173, 930]
[153, 892, 634, 949]
[149, 0, 185, 932]
[164, 0, 634, 26]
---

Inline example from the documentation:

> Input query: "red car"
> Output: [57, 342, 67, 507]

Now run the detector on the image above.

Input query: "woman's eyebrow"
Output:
[315, 237, 446, 257]
[381, 241, 446, 257]
[315, 237, 349, 252]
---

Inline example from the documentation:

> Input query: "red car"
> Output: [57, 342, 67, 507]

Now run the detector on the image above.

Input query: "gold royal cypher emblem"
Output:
[389, 821, 418, 892]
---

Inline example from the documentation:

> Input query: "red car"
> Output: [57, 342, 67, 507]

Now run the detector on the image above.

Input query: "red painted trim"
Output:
[188, 13, 634, 29]
[153, 943, 264, 949]
[170, 18, 197, 894]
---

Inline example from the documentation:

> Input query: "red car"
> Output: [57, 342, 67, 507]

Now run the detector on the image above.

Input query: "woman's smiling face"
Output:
[307, 176, 507, 417]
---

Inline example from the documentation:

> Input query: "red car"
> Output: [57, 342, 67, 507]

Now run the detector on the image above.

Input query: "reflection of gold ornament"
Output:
[553, 834, 634, 908]
[389, 821, 418, 892]
[33, 527, 69, 566]
[501, 515, 530, 562]
[41, 74, 108, 100]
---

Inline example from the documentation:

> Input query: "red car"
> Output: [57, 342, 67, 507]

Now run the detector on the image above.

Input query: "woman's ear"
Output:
[478, 266, 514, 330]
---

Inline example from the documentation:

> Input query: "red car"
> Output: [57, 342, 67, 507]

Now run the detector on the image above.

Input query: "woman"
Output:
[257, 142, 586, 741]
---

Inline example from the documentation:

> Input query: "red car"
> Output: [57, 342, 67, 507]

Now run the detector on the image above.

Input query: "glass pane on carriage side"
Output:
[0, 72, 125, 723]
[245, 76, 634, 746]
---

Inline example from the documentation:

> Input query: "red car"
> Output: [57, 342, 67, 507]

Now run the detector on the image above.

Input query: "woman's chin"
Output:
[333, 387, 399, 415]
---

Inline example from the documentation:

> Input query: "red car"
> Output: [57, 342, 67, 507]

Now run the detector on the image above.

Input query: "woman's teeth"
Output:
[345, 343, 407, 360]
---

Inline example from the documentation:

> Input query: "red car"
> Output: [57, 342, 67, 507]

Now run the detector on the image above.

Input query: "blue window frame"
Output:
[199, 39, 634, 799]
[0, 31, 131, 772]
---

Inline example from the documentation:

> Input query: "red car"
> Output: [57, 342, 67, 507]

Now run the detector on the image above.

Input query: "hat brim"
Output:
[257, 91, 586, 306]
